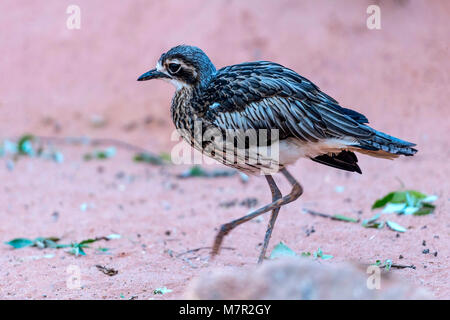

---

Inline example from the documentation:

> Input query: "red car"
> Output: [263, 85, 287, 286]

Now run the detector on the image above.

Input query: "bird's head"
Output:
[137, 45, 216, 90]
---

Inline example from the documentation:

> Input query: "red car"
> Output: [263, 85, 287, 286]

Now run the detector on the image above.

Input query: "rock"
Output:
[184, 258, 431, 299]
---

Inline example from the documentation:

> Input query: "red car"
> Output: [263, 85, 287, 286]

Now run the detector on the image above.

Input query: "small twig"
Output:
[180, 257, 198, 269]
[303, 208, 359, 222]
[303, 208, 333, 219]
[383, 263, 416, 270]
[91, 235, 120, 242]
[95, 265, 119, 276]
[368, 262, 416, 270]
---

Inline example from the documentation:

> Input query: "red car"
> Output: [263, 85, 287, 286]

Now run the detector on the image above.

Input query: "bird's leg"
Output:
[257, 175, 282, 264]
[211, 167, 303, 260]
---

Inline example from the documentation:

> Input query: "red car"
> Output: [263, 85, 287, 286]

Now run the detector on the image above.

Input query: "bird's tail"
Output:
[354, 128, 418, 159]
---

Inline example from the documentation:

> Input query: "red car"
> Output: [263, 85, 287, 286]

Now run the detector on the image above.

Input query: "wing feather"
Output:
[197, 61, 374, 145]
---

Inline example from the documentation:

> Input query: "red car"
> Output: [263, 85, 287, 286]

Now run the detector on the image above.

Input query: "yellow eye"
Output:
[168, 63, 181, 74]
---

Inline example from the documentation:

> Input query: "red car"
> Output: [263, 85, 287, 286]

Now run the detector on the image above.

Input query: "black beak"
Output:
[137, 69, 170, 81]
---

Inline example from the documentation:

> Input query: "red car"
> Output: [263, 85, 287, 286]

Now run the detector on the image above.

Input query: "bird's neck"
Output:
[170, 86, 198, 132]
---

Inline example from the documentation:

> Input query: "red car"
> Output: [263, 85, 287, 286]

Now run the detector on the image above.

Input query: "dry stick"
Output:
[176, 246, 235, 258]
[302, 208, 334, 219]
[380, 263, 416, 270]
[303, 208, 359, 222]
[95, 265, 119, 276]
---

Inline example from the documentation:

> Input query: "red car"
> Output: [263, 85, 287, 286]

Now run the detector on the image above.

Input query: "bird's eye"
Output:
[168, 63, 181, 74]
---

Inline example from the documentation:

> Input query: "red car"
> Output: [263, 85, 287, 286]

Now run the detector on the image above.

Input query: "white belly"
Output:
[278, 137, 356, 165]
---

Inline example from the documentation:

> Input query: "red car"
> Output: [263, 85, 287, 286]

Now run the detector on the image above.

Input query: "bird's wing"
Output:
[197, 61, 374, 143]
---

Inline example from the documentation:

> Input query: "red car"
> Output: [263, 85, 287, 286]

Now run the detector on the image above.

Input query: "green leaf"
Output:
[403, 206, 419, 215]
[68, 245, 86, 256]
[421, 195, 438, 203]
[270, 241, 297, 259]
[405, 190, 427, 201]
[79, 239, 97, 245]
[413, 203, 435, 216]
[42, 239, 60, 248]
[5, 238, 34, 249]
[181, 165, 206, 177]
[313, 248, 333, 260]
[384, 259, 392, 271]
[17, 134, 34, 155]
[301, 252, 311, 257]
[133, 152, 164, 165]
[382, 203, 406, 214]
[364, 221, 384, 229]
[332, 214, 358, 223]
[372, 190, 428, 211]
[362, 214, 384, 229]
[386, 220, 407, 233]
[106, 234, 121, 240]
[153, 287, 173, 295]
[159, 152, 171, 162]
[84, 147, 116, 161]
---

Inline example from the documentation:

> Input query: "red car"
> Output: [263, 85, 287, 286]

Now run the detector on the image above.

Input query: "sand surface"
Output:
[0, 0, 448, 299]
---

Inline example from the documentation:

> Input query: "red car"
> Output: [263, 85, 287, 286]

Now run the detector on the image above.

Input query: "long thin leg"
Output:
[257, 175, 282, 263]
[211, 167, 303, 260]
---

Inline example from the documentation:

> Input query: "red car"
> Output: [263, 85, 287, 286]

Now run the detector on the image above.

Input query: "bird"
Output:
[138, 45, 417, 263]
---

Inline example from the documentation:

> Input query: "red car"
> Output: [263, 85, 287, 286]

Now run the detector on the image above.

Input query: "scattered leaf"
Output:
[270, 241, 297, 259]
[5, 237, 61, 249]
[106, 234, 121, 240]
[362, 214, 384, 229]
[301, 252, 311, 257]
[372, 190, 437, 216]
[414, 203, 435, 216]
[17, 134, 35, 155]
[239, 172, 249, 183]
[332, 214, 359, 223]
[153, 287, 172, 295]
[386, 220, 407, 233]
[5, 238, 34, 249]
[177, 165, 237, 179]
[371, 192, 395, 209]
[422, 195, 438, 203]
[382, 203, 406, 214]
[373, 259, 394, 271]
[313, 248, 333, 260]
[384, 259, 393, 271]
[134, 152, 165, 165]
[84, 147, 116, 161]
[178, 165, 207, 178]
[159, 152, 171, 162]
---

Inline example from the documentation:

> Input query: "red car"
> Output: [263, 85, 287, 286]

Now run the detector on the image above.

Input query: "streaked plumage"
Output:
[138, 45, 417, 262]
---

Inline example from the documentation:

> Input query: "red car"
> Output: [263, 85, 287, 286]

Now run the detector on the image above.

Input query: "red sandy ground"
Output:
[0, 0, 448, 299]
